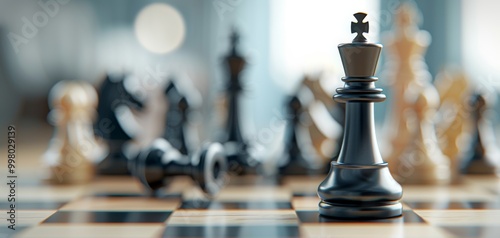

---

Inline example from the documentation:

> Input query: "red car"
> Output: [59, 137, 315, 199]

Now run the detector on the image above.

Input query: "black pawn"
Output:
[317, 13, 403, 219]
[279, 95, 322, 175]
[164, 81, 190, 155]
[131, 138, 227, 196]
[462, 92, 500, 174]
[220, 29, 257, 173]
[95, 74, 145, 175]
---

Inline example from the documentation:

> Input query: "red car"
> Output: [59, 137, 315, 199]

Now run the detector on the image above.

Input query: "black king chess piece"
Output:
[220, 29, 257, 174]
[317, 13, 403, 219]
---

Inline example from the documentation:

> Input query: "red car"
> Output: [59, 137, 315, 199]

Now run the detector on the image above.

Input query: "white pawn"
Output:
[43, 81, 105, 184]
[389, 82, 451, 184]
[435, 69, 472, 183]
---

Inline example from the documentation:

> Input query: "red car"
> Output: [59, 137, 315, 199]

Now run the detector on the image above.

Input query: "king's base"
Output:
[319, 201, 402, 219]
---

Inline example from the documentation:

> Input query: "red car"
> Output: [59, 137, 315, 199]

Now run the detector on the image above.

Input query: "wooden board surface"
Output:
[1, 174, 500, 238]
[1, 124, 500, 238]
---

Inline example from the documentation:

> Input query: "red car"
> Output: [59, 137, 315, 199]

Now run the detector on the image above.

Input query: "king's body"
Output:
[317, 13, 403, 219]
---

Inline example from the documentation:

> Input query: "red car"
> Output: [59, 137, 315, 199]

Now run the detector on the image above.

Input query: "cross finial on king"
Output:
[351, 12, 369, 43]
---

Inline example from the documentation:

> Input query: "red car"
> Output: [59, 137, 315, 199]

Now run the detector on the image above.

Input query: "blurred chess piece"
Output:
[163, 80, 191, 155]
[278, 74, 343, 175]
[131, 138, 227, 197]
[391, 84, 451, 184]
[302, 74, 336, 114]
[300, 75, 342, 164]
[383, 2, 430, 159]
[95, 74, 145, 175]
[43, 81, 105, 184]
[435, 69, 473, 182]
[462, 91, 500, 175]
[278, 94, 323, 175]
[384, 3, 450, 184]
[219, 29, 259, 174]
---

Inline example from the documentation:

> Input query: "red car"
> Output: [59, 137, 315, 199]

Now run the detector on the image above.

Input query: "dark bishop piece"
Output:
[221, 29, 258, 174]
[131, 138, 227, 197]
[317, 13, 403, 219]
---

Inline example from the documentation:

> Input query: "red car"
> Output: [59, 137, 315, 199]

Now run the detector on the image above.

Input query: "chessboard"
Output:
[1, 5, 499, 238]
[2, 173, 500, 238]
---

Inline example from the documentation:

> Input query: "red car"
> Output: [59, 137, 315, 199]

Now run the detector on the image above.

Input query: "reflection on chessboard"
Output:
[1, 175, 500, 237]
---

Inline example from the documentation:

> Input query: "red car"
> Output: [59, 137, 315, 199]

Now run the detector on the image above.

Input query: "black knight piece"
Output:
[131, 138, 227, 197]
[95, 74, 145, 175]
[317, 13, 403, 219]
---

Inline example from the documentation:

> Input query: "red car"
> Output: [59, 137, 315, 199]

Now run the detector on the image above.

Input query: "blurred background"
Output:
[0, 0, 498, 158]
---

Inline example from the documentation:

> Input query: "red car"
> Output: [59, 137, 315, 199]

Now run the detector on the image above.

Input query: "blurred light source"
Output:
[134, 3, 185, 54]
[462, 0, 500, 90]
[270, 0, 379, 92]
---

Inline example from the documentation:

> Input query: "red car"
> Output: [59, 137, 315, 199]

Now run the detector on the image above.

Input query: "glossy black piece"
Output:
[95, 74, 145, 175]
[220, 29, 258, 174]
[164, 81, 190, 155]
[131, 138, 227, 197]
[351, 12, 369, 43]
[462, 92, 499, 174]
[279, 95, 322, 175]
[317, 13, 403, 219]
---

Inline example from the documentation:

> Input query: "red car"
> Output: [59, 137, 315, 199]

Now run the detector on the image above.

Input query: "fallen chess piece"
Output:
[130, 138, 227, 197]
